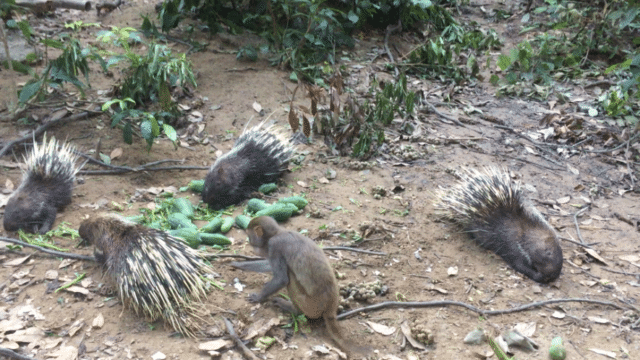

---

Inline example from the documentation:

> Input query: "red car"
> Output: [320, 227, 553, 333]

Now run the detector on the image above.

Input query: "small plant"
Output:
[102, 98, 178, 151]
[18, 22, 107, 105]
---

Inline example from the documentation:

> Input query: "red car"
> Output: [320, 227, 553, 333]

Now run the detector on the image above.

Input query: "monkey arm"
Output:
[248, 254, 289, 303]
[229, 260, 272, 273]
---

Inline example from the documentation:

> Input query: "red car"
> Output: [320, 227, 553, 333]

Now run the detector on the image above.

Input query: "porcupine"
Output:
[435, 167, 563, 283]
[79, 214, 213, 336]
[4, 135, 79, 234]
[202, 121, 294, 210]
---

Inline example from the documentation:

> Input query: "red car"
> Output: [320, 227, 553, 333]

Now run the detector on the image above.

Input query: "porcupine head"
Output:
[496, 203, 563, 283]
[4, 136, 78, 234]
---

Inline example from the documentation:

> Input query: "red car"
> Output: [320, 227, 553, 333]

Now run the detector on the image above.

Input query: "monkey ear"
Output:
[255, 226, 263, 238]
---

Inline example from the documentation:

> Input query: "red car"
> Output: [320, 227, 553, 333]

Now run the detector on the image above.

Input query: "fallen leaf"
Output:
[199, 339, 233, 351]
[584, 248, 609, 266]
[110, 148, 123, 159]
[556, 196, 570, 204]
[48, 345, 78, 360]
[252, 101, 262, 113]
[588, 348, 616, 358]
[588, 316, 610, 324]
[447, 266, 458, 276]
[243, 317, 281, 340]
[151, 352, 166, 360]
[4, 255, 31, 267]
[366, 321, 396, 336]
[399, 321, 426, 350]
[92, 313, 104, 328]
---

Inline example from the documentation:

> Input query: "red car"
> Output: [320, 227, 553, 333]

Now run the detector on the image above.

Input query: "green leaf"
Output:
[163, 123, 177, 141]
[141, 120, 153, 141]
[347, 10, 359, 23]
[99, 153, 111, 165]
[497, 54, 511, 71]
[18, 80, 42, 104]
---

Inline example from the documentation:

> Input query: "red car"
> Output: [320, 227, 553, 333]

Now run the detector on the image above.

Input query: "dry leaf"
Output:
[243, 317, 281, 340]
[64, 286, 89, 295]
[447, 266, 458, 276]
[584, 248, 609, 266]
[399, 321, 426, 350]
[44, 270, 58, 280]
[151, 352, 166, 360]
[4, 255, 31, 267]
[199, 339, 233, 351]
[619, 254, 640, 263]
[551, 311, 565, 319]
[588, 316, 610, 324]
[252, 101, 262, 113]
[110, 147, 123, 159]
[67, 319, 85, 337]
[588, 348, 616, 358]
[92, 313, 104, 328]
[513, 322, 536, 337]
[556, 196, 571, 204]
[366, 321, 396, 336]
[48, 345, 78, 360]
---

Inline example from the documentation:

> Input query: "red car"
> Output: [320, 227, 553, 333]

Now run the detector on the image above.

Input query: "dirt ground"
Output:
[1, 1, 640, 360]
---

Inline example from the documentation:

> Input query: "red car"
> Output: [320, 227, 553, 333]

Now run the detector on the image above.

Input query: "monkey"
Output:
[238, 216, 367, 356]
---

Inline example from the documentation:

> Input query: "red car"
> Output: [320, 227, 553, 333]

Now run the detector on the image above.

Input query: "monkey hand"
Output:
[248, 293, 263, 303]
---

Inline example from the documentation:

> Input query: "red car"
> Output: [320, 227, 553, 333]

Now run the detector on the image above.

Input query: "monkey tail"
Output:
[323, 314, 370, 356]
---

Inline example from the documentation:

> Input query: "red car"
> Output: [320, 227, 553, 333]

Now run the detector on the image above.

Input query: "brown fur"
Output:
[245, 216, 366, 356]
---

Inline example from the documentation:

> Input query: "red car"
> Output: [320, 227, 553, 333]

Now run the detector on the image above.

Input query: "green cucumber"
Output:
[277, 196, 308, 210]
[172, 198, 195, 218]
[168, 213, 196, 229]
[188, 179, 205, 193]
[201, 217, 224, 233]
[220, 216, 235, 233]
[198, 233, 232, 246]
[258, 183, 278, 194]
[247, 198, 269, 213]
[255, 203, 294, 222]
[169, 228, 201, 248]
[235, 214, 252, 229]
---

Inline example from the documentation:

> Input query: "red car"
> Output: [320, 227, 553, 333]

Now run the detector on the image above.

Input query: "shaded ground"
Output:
[1, 1, 639, 360]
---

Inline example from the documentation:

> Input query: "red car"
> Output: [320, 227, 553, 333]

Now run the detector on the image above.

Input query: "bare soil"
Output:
[1, 1, 639, 360]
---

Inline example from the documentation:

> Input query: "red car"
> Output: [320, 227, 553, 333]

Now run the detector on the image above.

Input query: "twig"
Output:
[493, 125, 563, 167]
[0, 236, 95, 261]
[336, 298, 628, 320]
[583, 132, 640, 154]
[384, 19, 402, 77]
[0, 112, 91, 158]
[223, 317, 261, 360]
[0, 348, 37, 360]
[573, 207, 590, 244]
[613, 212, 636, 228]
[558, 236, 593, 249]
[602, 267, 640, 277]
[626, 139, 635, 189]
[75, 154, 208, 175]
[322, 246, 387, 256]
[421, 98, 467, 127]
[79, 166, 208, 175]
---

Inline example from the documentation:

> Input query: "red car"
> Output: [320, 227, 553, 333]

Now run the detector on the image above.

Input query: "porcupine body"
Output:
[79, 214, 213, 336]
[202, 121, 294, 210]
[4, 136, 78, 234]
[436, 167, 563, 283]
